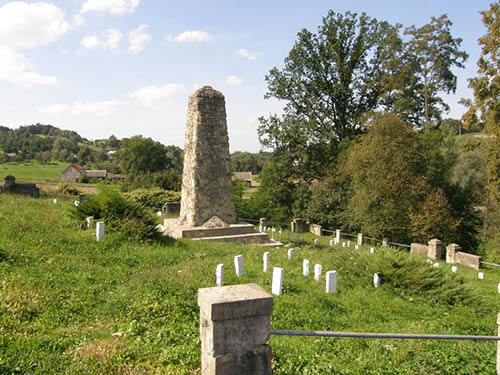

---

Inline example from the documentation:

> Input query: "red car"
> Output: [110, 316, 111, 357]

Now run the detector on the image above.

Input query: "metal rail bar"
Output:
[389, 242, 411, 248]
[270, 329, 500, 341]
[482, 261, 500, 267]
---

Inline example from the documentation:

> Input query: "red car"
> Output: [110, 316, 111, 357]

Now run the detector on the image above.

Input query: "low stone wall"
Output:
[455, 252, 482, 270]
[310, 224, 322, 236]
[410, 243, 427, 256]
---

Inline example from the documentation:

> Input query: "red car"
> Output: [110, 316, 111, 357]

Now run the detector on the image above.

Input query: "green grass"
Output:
[1, 193, 500, 374]
[0, 161, 68, 183]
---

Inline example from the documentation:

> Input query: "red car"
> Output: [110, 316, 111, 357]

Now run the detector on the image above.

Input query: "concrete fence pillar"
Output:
[357, 233, 364, 246]
[198, 284, 273, 375]
[259, 218, 266, 232]
[428, 239, 443, 260]
[446, 243, 461, 264]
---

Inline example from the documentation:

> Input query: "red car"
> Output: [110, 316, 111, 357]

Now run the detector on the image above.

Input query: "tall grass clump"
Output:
[123, 188, 181, 210]
[70, 188, 159, 241]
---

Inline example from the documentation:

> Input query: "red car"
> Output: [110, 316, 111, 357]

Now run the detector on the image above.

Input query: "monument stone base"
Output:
[160, 219, 281, 247]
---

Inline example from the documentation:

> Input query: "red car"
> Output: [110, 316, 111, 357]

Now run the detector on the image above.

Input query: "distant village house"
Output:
[61, 164, 107, 182]
[232, 172, 253, 187]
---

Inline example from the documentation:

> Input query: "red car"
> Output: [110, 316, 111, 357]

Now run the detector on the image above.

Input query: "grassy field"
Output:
[0, 161, 68, 183]
[1, 193, 500, 374]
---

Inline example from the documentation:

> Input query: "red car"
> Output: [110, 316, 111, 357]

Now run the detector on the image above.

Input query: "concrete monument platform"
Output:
[161, 86, 281, 247]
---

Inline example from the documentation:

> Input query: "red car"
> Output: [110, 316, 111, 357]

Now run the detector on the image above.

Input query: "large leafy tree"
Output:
[258, 11, 403, 182]
[404, 15, 468, 124]
[118, 136, 169, 175]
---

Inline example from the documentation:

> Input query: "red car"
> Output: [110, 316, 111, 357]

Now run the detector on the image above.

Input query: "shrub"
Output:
[71, 189, 159, 241]
[55, 183, 80, 196]
[123, 188, 181, 210]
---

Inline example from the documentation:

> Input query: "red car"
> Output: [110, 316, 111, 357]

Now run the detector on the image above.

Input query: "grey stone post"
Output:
[259, 218, 266, 232]
[198, 284, 273, 375]
[428, 239, 443, 260]
[382, 238, 389, 247]
[357, 233, 364, 246]
[446, 243, 461, 264]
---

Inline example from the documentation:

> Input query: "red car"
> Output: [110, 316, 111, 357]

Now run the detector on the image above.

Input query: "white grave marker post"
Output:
[498, 283, 500, 293]
[347, 241, 351, 247]
[314, 239, 319, 246]
[303, 259, 310, 276]
[370, 247, 374, 254]
[433, 263, 440, 268]
[263, 252, 270, 272]
[374, 273, 381, 288]
[271, 227, 275, 240]
[53, 199, 57, 204]
[451, 266, 457, 273]
[234, 255, 244, 276]
[355, 245, 359, 250]
[216, 264, 224, 286]
[314, 264, 322, 281]
[478, 272, 484, 280]
[288, 248, 294, 260]
[86, 216, 94, 229]
[96, 222, 105, 241]
[279, 229, 282, 241]
[342, 242, 346, 247]
[74, 200, 79, 207]
[326, 271, 337, 293]
[272, 267, 284, 296]
[330, 239, 335, 247]
[157, 211, 162, 217]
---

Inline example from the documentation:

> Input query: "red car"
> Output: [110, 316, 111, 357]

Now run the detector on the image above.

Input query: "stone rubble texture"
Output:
[178, 86, 236, 227]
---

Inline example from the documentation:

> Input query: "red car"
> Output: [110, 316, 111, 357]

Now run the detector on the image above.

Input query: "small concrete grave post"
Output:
[330, 239, 335, 247]
[355, 245, 359, 250]
[86, 216, 94, 229]
[498, 283, 500, 294]
[53, 199, 57, 204]
[357, 233, 364, 246]
[234, 255, 244, 276]
[326, 271, 337, 293]
[374, 273, 381, 288]
[157, 211, 162, 217]
[271, 227, 275, 240]
[96, 222, 105, 241]
[263, 252, 270, 273]
[272, 267, 284, 296]
[303, 259, 310, 276]
[314, 264, 322, 281]
[347, 240, 351, 247]
[370, 247, 374, 254]
[382, 238, 388, 247]
[216, 264, 224, 286]
[74, 200, 79, 207]
[433, 262, 440, 268]
[287, 248, 294, 260]
[342, 242, 346, 247]
[335, 229, 341, 243]
[451, 266, 458, 273]
[314, 239, 319, 246]
[478, 272, 484, 280]
[198, 284, 273, 375]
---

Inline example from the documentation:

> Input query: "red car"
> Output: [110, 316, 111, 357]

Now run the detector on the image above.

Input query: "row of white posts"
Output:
[216, 252, 383, 296]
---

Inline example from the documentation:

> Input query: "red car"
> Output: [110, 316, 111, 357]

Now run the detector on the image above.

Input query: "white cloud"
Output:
[226, 75, 243, 86]
[129, 24, 151, 54]
[80, 0, 140, 15]
[127, 83, 184, 108]
[0, 2, 69, 88]
[73, 14, 85, 27]
[0, 2, 71, 49]
[80, 29, 122, 51]
[81, 35, 99, 50]
[38, 100, 122, 117]
[102, 29, 122, 49]
[0, 46, 58, 88]
[235, 48, 262, 60]
[167, 30, 213, 43]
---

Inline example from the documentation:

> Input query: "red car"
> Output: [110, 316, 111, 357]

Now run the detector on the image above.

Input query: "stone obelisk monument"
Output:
[177, 86, 236, 227]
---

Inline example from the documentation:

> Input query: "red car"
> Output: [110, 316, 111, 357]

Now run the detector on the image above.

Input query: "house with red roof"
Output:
[61, 164, 86, 182]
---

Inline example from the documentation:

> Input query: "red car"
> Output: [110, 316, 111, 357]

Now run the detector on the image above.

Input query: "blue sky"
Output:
[0, 0, 493, 152]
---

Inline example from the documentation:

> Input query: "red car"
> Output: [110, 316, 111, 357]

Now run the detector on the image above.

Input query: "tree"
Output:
[342, 113, 429, 242]
[405, 15, 468, 124]
[258, 10, 403, 182]
[118, 136, 168, 176]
